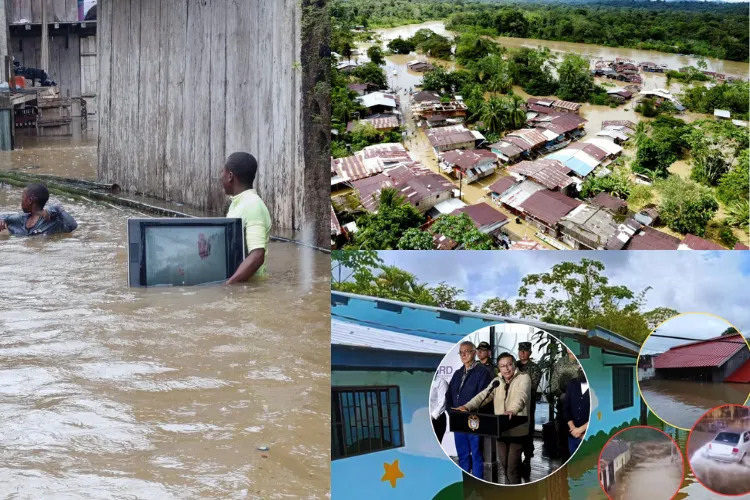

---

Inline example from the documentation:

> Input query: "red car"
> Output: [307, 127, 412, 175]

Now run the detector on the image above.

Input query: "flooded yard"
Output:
[639, 380, 750, 430]
[610, 440, 683, 500]
[0, 185, 330, 498]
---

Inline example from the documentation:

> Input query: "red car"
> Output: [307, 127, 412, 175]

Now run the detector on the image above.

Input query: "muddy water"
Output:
[611, 441, 683, 500]
[688, 429, 750, 496]
[0, 187, 330, 498]
[640, 380, 750, 430]
[0, 118, 98, 180]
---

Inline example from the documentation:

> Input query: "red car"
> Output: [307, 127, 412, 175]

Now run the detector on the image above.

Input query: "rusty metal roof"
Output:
[520, 190, 582, 227]
[489, 176, 518, 195]
[348, 116, 400, 132]
[426, 125, 476, 148]
[625, 226, 680, 250]
[441, 149, 497, 171]
[679, 234, 725, 251]
[450, 202, 508, 228]
[552, 100, 582, 111]
[654, 333, 747, 369]
[508, 159, 572, 190]
[331, 204, 342, 236]
[507, 129, 548, 149]
[333, 154, 381, 182]
[566, 142, 608, 162]
[352, 163, 454, 212]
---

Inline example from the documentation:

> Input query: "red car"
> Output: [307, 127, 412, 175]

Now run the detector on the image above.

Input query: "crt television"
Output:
[127, 218, 245, 287]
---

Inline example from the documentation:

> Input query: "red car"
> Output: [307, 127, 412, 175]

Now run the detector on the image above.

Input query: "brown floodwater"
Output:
[612, 441, 683, 500]
[639, 380, 750, 430]
[689, 429, 750, 496]
[0, 183, 330, 497]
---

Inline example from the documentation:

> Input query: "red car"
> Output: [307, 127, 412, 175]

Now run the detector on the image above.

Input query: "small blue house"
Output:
[331, 292, 645, 499]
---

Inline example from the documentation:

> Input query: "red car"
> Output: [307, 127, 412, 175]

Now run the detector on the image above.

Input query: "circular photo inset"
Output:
[688, 404, 750, 496]
[429, 323, 590, 485]
[637, 313, 750, 430]
[598, 426, 684, 500]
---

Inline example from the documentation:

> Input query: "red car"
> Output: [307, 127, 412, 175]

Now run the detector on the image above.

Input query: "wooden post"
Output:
[41, 0, 49, 72]
[0, 0, 8, 66]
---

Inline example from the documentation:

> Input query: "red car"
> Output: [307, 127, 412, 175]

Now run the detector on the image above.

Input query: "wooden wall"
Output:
[10, 34, 88, 99]
[10, 0, 80, 23]
[97, 0, 329, 245]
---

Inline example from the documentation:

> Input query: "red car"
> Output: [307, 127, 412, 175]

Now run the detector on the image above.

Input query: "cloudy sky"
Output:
[373, 250, 750, 338]
[640, 313, 737, 355]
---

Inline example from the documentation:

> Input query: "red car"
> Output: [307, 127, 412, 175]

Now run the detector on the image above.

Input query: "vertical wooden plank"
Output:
[51, 0, 65, 22]
[11, 0, 22, 23]
[291, 0, 304, 232]
[97, 0, 112, 181]
[265, 0, 282, 226]
[110, 0, 131, 187]
[31, 0, 42, 24]
[154, 0, 168, 199]
[163, 0, 186, 202]
[224, 0, 251, 162]
[68, 33, 80, 97]
[125, 0, 141, 194]
[208, 0, 227, 211]
[20, 0, 32, 23]
[138, 0, 159, 198]
[66, 0, 77, 22]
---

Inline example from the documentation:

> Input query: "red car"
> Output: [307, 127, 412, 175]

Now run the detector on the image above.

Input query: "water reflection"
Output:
[640, 380, 750, 430]
[0, 187, 330, 498]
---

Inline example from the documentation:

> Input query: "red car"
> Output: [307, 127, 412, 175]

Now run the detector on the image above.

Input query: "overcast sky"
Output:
[639, 313, 737, 355]
[373, 251, 750, 341]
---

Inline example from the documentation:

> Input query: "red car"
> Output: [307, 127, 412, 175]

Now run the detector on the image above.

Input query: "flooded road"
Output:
[611, 441, 683, 500]
[689, 430, 750, 496]
[0, 186, 330, 498]
[0, 118, 98, 180]
[639, 380, 750, 430]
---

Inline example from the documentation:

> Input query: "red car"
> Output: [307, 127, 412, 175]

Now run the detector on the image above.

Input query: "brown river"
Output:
[609, 437, 683, 500]
[0, 129, 331, 498]
[639, 379, 750, 431]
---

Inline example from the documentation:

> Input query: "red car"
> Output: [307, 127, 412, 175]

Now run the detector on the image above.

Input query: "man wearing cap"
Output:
[516, 341, 542, 472]
[477, 342, 498, 378]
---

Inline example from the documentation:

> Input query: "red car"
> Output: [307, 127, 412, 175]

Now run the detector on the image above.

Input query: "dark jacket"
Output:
[563, 378, 590, 427]
[447, 362, 491, 409]
[0, 205, 78, 236]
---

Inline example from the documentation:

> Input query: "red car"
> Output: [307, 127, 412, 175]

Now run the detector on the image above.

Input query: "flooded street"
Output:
[639, 380, 750, 430]
[612, 443, 683, 500]
[689, 430, 750, 496]
[0, 186, 330, 498]
[0, 118, 98, 180]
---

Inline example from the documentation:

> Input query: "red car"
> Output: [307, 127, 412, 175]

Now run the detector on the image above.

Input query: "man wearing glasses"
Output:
[456, 352, 531, 484]
[446, 341, 491, 478]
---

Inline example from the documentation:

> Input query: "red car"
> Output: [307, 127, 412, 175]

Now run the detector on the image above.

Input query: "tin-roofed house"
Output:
[599, 440, 631, 493]
[440, 149, 498, 184]
[426, 125, 479, 153]
[652, 333, 750, 382]
[559, 204, 619, 250]
[519, 189, 583, 237]
[449, 202, 509, 243]
[331, 292, 647, 499]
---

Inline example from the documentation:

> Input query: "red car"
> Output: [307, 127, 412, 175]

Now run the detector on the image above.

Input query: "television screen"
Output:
[144, 226, 228, 286]
[127, 218, 244, 287]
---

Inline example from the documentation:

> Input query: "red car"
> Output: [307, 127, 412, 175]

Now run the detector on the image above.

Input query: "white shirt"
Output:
[581, 381, 589, 395]
[430, 376, 449, 420]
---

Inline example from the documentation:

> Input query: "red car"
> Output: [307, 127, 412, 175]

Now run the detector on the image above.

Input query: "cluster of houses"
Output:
[593, 58, 644, 84]
[330, 78, 747, 250]
[599, 439, 631, 493]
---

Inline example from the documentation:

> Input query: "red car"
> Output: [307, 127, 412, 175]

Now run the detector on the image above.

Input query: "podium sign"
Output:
[448, 410, 527, 437]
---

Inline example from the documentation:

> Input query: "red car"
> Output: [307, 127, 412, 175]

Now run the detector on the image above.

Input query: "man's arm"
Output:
[227, 221, 267, 284]
[227, 248, 265, 284]
[0, 213, 24, 232]
[506, 374, 530, 416]
[46, 205, 78, 232]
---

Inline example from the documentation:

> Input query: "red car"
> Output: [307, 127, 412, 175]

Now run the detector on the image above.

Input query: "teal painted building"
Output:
[331, 292, 645, 499]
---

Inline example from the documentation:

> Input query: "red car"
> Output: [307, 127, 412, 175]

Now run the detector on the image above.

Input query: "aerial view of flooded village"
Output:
[2, 1, 331, 498]
[329, 0, 749, 251]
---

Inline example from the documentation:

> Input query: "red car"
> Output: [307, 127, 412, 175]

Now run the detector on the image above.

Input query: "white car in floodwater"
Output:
[705, 431, 750, 464]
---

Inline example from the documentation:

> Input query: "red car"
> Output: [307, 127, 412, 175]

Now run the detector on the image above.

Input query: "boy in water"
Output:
[0, 183, 78, 236]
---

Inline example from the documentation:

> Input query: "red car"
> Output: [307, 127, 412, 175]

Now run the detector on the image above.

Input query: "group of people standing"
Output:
[430, 339, 591, 485]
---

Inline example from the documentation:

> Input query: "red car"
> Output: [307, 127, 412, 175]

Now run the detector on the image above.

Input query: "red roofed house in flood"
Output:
[352, 163, 455, 213]
[653, 333, 750, 382]
[449, 202, 509, 241]
[519, 189, 583, 237]
[440, 149, 497, 183]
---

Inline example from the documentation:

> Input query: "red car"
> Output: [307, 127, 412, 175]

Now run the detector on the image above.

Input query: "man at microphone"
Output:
[455, 352, 531, 484]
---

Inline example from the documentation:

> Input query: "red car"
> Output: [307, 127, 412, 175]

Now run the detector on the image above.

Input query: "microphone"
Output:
[475, 379, 500, 411]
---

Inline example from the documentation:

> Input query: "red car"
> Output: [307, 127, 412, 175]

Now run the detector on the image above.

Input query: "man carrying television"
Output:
[220, 152, 272, 283]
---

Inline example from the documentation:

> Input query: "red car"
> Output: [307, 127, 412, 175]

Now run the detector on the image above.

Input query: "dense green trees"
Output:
[681, 80, 750, 120]
[367, 45, 385, 66]
[557, 54, 596, 102]
[656, 177, 719, 237]
[351, 62, 388, 90]
[350, 188, 425, 249]
[480, 95, 526, 135]
[387, 37, 415, 54]
[409, 29, 453, 59]
[397, 228, 434, 250]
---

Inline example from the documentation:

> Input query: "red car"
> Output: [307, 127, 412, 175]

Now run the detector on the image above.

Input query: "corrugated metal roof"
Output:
[520, 190, 583, 227]
[601, 440, 630, 463]
[489, 176, 518, 195]
[507, 129, 548, 148]
[679, 234, 724, 251]
[331, 204, 342, 236]
[499, 180, 547, 211]
[450, 202, 508, 228]
[654, 333, 747, 369]
[331, 319, 455, 353]
[585, 138, 622, 156]
[334, 154, 382, 182]
[508, 159, 573, 190]
[552, 100, 582, 111]
[426, 125, 476, 148]
[490, 141, 524, 158]
[442, 149, 497, 170]
[357, 92, 398, 109]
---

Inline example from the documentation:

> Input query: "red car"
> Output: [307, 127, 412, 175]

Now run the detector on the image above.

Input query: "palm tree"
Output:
[726, 200, 749, 229]
[634, 121, 648, 147]
[504, 95, 527, 130]
[481, 97, 508, 135]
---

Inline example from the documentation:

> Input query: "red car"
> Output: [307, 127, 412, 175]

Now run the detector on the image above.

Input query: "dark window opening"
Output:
[612, 366, 634, 411]
[332, 386, 404, 460]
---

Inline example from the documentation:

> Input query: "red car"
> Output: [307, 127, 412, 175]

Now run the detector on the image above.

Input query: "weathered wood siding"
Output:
[10, 0, 79, 23]
[97, 0, 329, 245]
[10, 33, 92, 100]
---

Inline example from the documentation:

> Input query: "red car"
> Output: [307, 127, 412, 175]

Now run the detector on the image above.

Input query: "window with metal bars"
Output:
[331, 386, 404, 460]
[612, 366, 634, 411]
